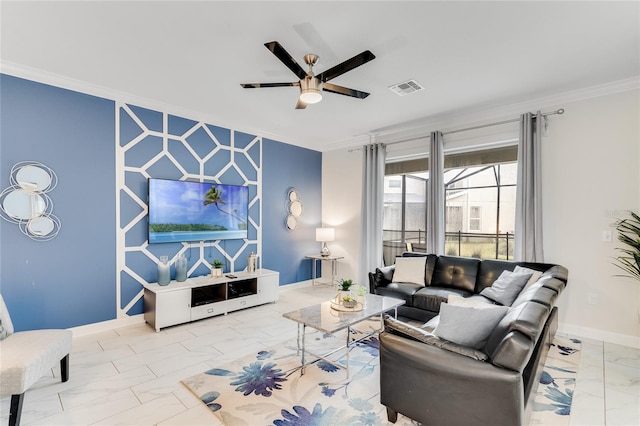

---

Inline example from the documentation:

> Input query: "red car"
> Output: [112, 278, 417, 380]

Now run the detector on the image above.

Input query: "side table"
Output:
[305, 254, 344, 287]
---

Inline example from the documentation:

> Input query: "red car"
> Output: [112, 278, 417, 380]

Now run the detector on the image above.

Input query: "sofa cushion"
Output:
[514, 265, 543, 292]
[384, 316, 488, 361]
[401, 252, 438, 285]
[393, 256, 427, 285]
[433, 303, 509, 350]
[480, 270, 532, 306]
[413, 287, 472, 312]
[484, 301, 550, 357]
[512, 280, 558, 308]
[375, 282, 423, 306]
[431, 256, 481, 293]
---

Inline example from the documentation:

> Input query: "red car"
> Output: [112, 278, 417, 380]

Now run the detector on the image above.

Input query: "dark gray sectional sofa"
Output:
[368, 252, 569, 426]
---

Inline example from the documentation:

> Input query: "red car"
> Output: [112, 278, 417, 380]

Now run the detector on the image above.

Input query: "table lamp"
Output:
[316, 227, 335, 257]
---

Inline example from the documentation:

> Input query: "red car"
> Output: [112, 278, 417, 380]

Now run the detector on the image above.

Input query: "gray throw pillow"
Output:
[434, 303, 509, 350]
[480, 270, 533, 306]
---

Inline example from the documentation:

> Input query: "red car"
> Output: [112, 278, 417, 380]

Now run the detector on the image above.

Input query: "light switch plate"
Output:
[601, 230, 612, 242]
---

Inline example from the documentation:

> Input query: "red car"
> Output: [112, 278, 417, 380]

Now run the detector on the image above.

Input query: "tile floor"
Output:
[2, 284, 639, 425]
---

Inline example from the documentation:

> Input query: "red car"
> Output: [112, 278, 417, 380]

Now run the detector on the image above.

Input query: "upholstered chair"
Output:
[0, 294, 72, 426]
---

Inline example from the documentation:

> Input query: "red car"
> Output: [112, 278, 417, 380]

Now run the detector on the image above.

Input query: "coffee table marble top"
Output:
[282, 293, 405, 334]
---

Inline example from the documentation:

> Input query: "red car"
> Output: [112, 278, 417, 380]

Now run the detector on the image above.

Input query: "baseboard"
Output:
[69, 314, 146, 337]
[558, 322, 640, 349]
[279, 280, 314, 291]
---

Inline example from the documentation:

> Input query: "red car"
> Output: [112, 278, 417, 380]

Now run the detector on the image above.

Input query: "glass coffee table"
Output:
[282, 294, 405, 377]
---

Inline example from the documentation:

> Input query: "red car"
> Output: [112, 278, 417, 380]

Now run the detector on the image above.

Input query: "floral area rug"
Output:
[530, 336, 582, 425]
[182, 322, 581, 426]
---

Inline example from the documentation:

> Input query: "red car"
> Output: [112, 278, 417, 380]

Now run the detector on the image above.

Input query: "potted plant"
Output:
[336, 278, 354, 305]
[613, 211, 640, 281]
[210, 259, 224, 278]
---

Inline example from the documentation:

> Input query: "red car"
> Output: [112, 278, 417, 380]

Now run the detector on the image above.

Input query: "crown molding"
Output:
[2, 61, 637, 153]
[334, 76, 640, 150]
[0, 61, 294, 147]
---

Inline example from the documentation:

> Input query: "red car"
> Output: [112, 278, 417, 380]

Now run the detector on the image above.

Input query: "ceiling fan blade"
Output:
[241, 82, 299, 88]
[316, 50, 375, 83]
[323, 83, 370, 99]
[264, 41, 308, 80]
[295, 98, 308, 109]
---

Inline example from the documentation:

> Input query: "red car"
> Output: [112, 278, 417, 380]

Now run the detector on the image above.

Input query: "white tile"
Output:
[112, 342, 190, 373]
[4, 392, 62, 425]
[92, 393, 187, 426]
[604, 342, 640, 369]
[569, 390, 605, 425]
[605, 387, 640, 426]
[58, 365, 156, 409]
[28, 389, 141, 425]
[130, 362, 212, 403]
[604, 360, 640, 397]
[157, 402, 222, 426]
[575, 363, 605, 398]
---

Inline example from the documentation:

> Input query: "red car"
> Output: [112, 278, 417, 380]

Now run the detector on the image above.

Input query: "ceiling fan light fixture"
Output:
[300, 89, 322, 104]
[300, 76, 323, 104]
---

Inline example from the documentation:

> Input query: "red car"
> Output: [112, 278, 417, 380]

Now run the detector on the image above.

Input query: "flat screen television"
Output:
[148, 178, 249, 244]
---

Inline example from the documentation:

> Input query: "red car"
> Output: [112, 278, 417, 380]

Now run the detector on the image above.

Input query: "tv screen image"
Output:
[148, 178, 249, 244]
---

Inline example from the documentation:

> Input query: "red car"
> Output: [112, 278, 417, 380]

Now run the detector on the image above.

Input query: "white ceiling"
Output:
[1, 1, 639, 151]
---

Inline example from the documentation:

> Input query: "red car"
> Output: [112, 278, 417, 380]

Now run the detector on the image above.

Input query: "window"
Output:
[383, 166, 428, 265]
[382, 138, 518, 262]
[469, 206, 481, 231]
[444, 147, 517, 259]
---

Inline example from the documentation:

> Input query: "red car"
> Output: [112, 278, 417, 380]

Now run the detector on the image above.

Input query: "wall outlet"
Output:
[601, 230, 612, 242]
[588, 293, 598, 305]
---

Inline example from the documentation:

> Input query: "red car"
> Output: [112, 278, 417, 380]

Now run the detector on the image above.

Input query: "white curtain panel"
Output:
[427, 131, 445, 255]
[515, 112, 544, 262]
[359, 143, 386, 285]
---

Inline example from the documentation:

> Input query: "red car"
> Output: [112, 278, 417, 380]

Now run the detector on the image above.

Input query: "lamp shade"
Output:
[316, 227, 335, 242]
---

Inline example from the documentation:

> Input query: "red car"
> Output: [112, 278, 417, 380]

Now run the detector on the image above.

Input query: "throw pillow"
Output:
[434, 303, 509, 350]
[514, 265, 543, 292]
[479, 270, 533, 306]
[447, 295, 495, 309]
[392, 256, 426, 285]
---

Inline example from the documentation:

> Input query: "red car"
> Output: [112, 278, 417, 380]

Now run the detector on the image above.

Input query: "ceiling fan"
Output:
[241, 41, 375, 109]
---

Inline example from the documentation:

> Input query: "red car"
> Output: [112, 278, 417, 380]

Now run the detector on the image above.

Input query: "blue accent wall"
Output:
[0, 74, 323, 330]
[262, 139, 322, 284]
[0, 74, 117, 331]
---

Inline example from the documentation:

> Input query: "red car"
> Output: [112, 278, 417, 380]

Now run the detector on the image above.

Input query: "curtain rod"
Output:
[349, 108, 565, 152]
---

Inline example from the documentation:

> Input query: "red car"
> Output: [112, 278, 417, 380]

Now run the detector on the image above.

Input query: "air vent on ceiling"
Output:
[388, 79, 425, 96]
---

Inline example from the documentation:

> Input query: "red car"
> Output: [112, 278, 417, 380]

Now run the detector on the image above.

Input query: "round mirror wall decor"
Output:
[0, 161, 61, 241]
[285, 188, 303, 230]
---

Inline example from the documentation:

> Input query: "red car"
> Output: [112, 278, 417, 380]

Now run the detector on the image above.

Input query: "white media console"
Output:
[143, 268, 279, 332]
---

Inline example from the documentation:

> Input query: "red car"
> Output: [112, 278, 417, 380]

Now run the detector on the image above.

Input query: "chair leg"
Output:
[60, 354, 70, 382]
[386, 407, 398, 423]
[9, 393, 24, 426]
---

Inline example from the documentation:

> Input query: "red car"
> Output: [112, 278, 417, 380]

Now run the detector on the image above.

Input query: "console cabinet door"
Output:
[258, 273, 279, 303]
[156, 289, 191, 329]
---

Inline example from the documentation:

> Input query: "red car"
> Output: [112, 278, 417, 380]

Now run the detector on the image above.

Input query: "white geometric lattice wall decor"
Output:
[116, 103, 261, 318]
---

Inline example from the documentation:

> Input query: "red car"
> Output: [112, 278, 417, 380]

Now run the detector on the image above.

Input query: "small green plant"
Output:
[613, 211, 640, 281]
[211, 259, 224, 269]
[338, 278, 353, 291]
